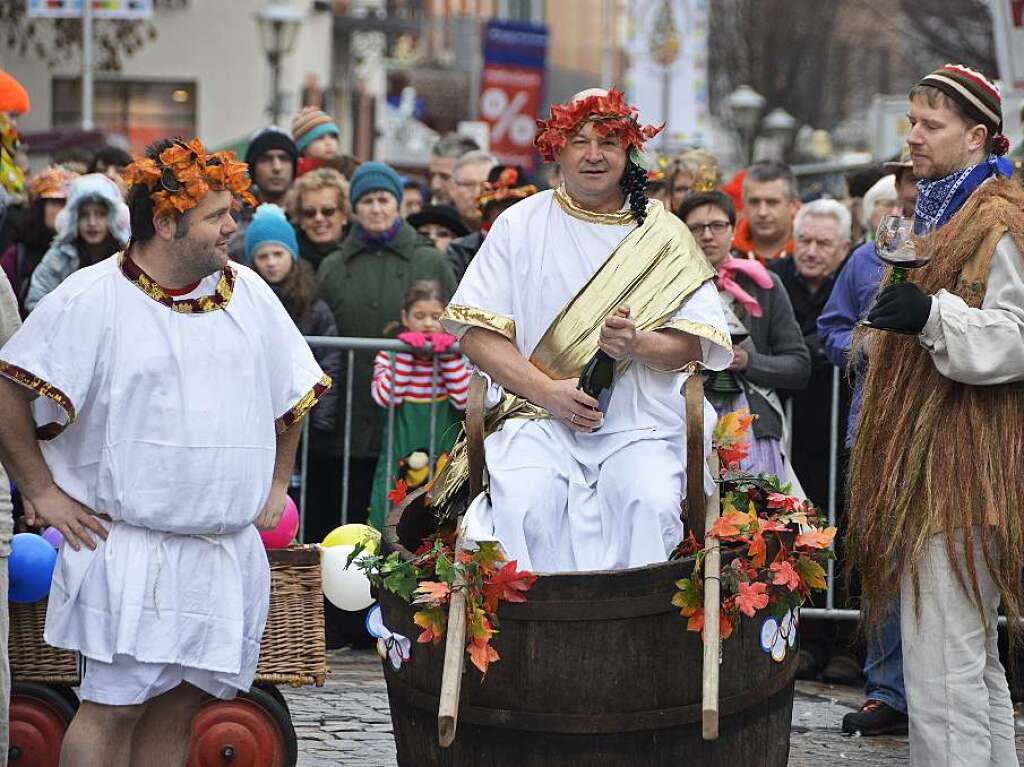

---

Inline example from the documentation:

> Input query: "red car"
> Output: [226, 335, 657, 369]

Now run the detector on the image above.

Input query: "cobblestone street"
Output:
[283, 649, 1024, 766]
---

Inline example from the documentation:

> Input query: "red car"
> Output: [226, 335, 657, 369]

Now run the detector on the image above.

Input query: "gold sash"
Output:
[429, 193, 724, 510]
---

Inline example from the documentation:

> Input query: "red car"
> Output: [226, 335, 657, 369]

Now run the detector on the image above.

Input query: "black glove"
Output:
[866, 281, 932, 334]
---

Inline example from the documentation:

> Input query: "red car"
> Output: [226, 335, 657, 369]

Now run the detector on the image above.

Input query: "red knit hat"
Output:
[916, 64, 1009, 156]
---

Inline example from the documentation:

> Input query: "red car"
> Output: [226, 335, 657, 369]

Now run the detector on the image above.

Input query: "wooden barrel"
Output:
[379, 500, 796, 767]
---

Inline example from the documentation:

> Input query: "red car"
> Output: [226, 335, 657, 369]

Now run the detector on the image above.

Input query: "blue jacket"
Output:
[816, 241, 884, 446]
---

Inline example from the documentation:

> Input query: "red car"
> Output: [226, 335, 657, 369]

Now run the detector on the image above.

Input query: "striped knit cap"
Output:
[291, 106, 339, 153]
[916, 64, 1010, 155]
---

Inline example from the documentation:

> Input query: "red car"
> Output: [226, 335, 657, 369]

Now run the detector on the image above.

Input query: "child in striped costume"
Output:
[368, 280, 469, 529]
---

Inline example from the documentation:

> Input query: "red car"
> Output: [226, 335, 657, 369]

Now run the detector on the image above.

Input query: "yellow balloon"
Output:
[322, 524, 380, 554]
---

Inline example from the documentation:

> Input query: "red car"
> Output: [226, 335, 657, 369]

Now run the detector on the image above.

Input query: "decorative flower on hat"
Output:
[122, 137, 258, 219]
[534, 89, 662, 166]
[477, 166, 538, 212]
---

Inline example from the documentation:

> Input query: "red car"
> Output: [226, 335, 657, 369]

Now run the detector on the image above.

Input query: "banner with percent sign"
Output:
[480, 20, 548, 172]
[27, 0, 152, 18]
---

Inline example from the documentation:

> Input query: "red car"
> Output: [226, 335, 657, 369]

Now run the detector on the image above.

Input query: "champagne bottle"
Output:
[578, 349, 616, 414]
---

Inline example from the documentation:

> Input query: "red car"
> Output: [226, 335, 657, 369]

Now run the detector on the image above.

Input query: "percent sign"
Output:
[480, 88, 536, 146]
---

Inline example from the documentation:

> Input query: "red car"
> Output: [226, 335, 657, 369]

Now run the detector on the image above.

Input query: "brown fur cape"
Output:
[847, 177, 1024, 635]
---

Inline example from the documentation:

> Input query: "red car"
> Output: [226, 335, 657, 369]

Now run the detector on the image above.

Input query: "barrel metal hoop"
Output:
[384, 653, 795, 733]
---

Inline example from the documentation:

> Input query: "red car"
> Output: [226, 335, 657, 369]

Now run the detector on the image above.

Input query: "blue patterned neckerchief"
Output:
[356, 218, 402, 249]
[914, 154, 1013, 234]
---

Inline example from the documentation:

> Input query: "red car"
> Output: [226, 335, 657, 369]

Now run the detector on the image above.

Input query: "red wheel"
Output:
[188, 686, 297, 767]
[9, 682, 78, 766]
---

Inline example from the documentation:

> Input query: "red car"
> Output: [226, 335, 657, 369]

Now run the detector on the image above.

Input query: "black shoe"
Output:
[841, 700, 909, 736]
[820, 654, 863, 687]
[796, 648, 821, 681]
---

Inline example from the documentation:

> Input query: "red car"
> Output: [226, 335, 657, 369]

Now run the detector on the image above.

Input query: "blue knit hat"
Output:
[349, 161, 403, 207]
[244, 204, 299, 263]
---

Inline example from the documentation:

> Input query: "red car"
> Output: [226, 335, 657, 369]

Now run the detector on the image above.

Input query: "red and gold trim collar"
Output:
[534, 89, 662, 162]
[276, 375, 333, 433]
[0, 361, 75, 440]
[119, 252, 235, 313]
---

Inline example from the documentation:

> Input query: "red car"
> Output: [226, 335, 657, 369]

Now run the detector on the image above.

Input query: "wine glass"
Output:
[874, 214, 933, 283]
[859, 215, 933, 328]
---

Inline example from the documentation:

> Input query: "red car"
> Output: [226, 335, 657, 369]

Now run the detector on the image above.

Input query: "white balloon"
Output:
[321, 545, 374, 612]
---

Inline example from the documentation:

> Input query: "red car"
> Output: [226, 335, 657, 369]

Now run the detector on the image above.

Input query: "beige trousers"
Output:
[901, 528, 1019, 767]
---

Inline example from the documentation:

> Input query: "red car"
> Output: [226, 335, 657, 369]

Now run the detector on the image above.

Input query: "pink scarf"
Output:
[715, 256, 774, 318]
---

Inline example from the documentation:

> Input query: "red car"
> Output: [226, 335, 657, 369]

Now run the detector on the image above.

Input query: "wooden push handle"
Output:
[684, 372, 706, 538]
[466, 374, 486, 500]
[702, 452, 722, 741]
[438, 520, 468, 747]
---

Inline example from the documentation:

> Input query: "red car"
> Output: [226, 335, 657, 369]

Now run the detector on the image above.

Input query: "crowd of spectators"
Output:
[0, 107, 942, 672]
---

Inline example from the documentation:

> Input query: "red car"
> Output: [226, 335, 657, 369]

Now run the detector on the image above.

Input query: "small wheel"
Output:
[253, 683, 290, 716]
[9, 681, 78, 766]
[188, 686, 297, 767]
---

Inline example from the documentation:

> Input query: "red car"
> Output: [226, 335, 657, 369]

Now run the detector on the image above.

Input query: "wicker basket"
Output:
[8, 544, 327, 689]
[255, 544, 328, 687]
[8, 598, 80, 685]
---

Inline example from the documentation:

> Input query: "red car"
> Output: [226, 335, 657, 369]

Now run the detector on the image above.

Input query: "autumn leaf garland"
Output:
[352, 533, 537, 677]
[672, 406, 836, 642]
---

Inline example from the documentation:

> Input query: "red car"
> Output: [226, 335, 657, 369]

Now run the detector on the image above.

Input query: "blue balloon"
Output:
[8, 532, 57, 603]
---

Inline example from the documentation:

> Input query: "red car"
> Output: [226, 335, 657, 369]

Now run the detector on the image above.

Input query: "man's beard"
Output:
[170, 232, 225, 284]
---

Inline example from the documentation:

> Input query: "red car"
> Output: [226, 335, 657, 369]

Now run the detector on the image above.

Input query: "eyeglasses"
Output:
[688, 221, 732, 235]
[301, 206, 339, 220]
[454, 179, 485, 190]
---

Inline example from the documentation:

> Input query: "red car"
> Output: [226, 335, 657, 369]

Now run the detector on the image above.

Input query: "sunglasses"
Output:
[301, 206, 339, 220]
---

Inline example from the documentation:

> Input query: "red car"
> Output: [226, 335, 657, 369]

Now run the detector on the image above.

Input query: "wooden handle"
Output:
[438, 520, 468, 747]
[684, 372, 706, 537]
[702, 451, 722, 741]
[466, 374, 486, 500]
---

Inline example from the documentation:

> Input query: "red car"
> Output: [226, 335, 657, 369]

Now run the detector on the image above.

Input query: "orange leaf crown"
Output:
[122, 138, 258, 220]
[477, 166, 538, 211]
[534, 88, 662, 163]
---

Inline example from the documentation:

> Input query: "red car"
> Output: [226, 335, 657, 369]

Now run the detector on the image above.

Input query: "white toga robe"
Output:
[0, 256, 327, 692]
[442, 191, 731, 572]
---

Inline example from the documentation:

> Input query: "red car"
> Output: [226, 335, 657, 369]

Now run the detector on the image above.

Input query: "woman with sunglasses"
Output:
[286, 167, 350, 270]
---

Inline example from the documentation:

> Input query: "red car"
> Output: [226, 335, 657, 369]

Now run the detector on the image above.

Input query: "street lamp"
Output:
[725, 85, 765, 165]
[256, 0, 304, 125]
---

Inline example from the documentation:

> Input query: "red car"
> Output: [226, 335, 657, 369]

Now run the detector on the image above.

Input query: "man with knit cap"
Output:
[847, 64, 1022, 766]
[228, 126, 299, 262]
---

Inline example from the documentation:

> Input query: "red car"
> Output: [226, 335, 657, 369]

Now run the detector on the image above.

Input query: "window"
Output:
[52, 78, 197, 152]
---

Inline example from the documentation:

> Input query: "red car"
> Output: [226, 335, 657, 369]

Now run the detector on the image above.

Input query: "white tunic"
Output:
[443, 191, 731, 572]
[0, 256, 327, 690]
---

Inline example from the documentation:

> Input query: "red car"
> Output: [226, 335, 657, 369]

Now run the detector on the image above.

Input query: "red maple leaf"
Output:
[769, 560, 801, 592]
[467, 637, 501, 675]
[795, 527, 836, 550]
[386, 479, 408, 505]
[481, 560, 537, 613]
[767, 492, 800, 511]
[412, 581, 451, 606]
[747, 531, 767, 568]
[735, 581, 769, 617]
[685, 608, 734, 640]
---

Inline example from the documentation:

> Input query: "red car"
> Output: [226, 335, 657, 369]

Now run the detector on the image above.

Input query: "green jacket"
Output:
[317, 221, 457, 458]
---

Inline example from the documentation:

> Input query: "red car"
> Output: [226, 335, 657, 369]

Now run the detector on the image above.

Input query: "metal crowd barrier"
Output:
[298, 336, 859, 621]
[298, 336, 457, 542]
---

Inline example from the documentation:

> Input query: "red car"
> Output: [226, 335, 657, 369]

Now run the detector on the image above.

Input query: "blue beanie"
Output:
[349, 162, 403, 207]
[244, 204, 299, 263]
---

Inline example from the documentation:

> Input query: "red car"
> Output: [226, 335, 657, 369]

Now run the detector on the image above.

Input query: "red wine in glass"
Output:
[860, 215, 933, 327]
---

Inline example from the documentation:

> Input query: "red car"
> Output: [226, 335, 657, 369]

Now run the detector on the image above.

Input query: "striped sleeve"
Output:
[370, 350, 399, 407]
[440, 354, 470, 411]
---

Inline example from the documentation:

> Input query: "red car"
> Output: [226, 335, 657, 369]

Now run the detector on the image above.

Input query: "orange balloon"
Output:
[0, 70, 30, 115]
